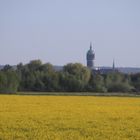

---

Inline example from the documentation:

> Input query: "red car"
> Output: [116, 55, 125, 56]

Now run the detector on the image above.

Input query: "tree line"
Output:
[0, 60, 140, 94]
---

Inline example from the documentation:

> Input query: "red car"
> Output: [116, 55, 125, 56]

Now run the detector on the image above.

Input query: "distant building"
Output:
[97, 60, 118, 74]
[53, 45, 140, 74]
[86, 43, 118, 74]
[86, 43, 95, 70]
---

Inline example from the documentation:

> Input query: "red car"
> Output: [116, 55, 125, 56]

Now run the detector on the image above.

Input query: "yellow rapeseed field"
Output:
[0, 95, 140, 140]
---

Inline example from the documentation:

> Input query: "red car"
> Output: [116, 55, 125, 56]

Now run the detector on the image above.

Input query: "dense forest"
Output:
[0, 60, 140, 94]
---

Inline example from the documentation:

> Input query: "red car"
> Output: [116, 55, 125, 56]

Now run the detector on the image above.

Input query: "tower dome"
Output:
[86, 43, 95, 69]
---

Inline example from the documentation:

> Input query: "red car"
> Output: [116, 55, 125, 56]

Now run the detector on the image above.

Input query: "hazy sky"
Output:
[0, 0, 140, 67]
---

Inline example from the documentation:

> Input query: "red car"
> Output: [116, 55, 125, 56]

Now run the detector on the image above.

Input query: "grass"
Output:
[0, 94, 140, 140]
[17, 92, 140, 96]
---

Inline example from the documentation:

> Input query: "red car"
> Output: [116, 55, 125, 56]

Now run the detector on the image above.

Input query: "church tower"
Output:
[86, 43, 95, 69]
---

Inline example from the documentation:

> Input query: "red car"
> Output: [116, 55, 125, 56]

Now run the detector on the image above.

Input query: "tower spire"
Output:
[113, 59, 115, 70]
[90, 42, 92, 50]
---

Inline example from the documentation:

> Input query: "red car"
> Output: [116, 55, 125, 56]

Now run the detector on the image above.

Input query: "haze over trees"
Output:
[0, 60, 139, 94]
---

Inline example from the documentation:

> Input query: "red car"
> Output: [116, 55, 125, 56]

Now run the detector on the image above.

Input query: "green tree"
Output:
[61, 63, 91, 91]
[131, 73, 140, 92]
[42, 63, 59, 91]
[105, 72, 132, 92]
[0, 70, 19, 93]
[88, 73, 107, 92]
[28, 60, 42, 71]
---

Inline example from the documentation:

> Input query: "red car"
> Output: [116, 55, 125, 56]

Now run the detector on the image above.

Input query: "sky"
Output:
[0, 0, 140, 67]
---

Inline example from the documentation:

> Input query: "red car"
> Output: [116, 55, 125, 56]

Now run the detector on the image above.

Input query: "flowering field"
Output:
[0, 95, 140, 140]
